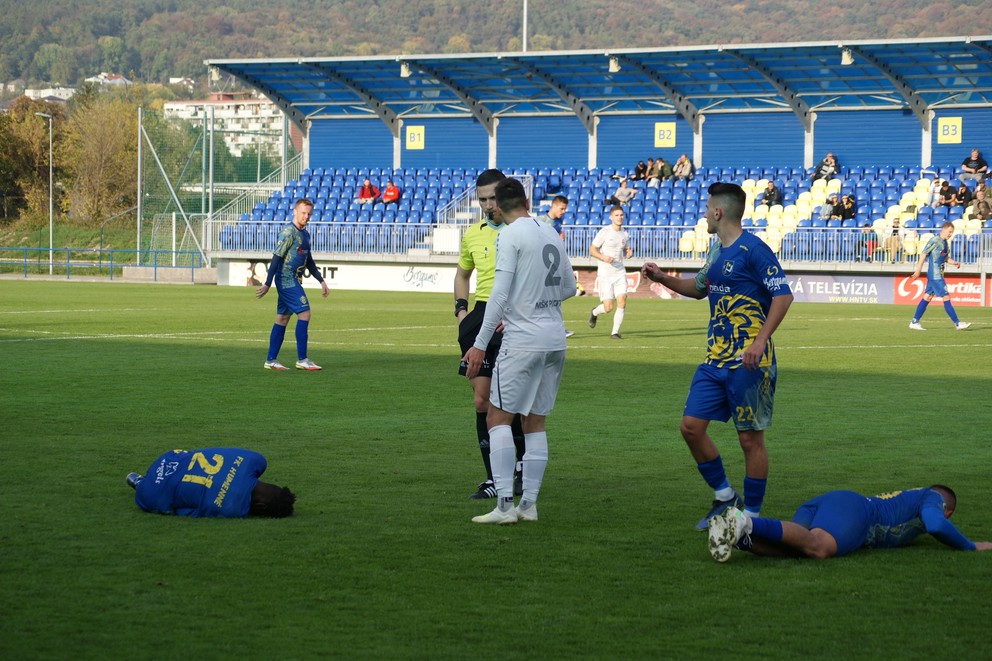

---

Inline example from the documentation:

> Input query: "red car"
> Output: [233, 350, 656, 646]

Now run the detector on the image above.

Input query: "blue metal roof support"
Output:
[401, 60, 495, 136]
[614, 55, 702, 132]
[843, 45, 928, 128]
[302, 62, 401, 138]
[967, 39, 992, 59]
[208, 63, 309, 132]
[722, 49, 813, 131]
[508, 59, 596, 135]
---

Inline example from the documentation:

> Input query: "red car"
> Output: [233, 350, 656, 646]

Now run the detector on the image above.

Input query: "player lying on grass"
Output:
[126, 447, 295, 518]
[707, 484, 992, 562]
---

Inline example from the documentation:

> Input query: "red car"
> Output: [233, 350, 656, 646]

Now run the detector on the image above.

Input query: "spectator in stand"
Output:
[643, 158, 656, 185]
[673, 154, 695, 181]
[759, 181, 782, 207]
[829, 195, 846, 221]
[818, 194, 838, 222]
[380, 180, 401, 206]
[932, 180, 956, 209]
[811, 153, 838, 182]
[357, 178, 380, 205]
[606, 177, 637, 206]
[926, 178, 943, 206]
[882, 218, 906, 263]
[970, 189, 992, 221]
[658, 156, 674, 182]
[974, 180, 988, 198]
[856, 223, 879, 262]
[631, 160, 648, 181]
[954, 183, 972, 209]
[959, 148, 988, 184]
[839, 194, 856, 220]
[646, 158, 663, 188]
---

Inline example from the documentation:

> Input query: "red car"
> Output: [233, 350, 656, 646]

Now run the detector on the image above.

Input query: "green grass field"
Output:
[2, 281, 991, 660]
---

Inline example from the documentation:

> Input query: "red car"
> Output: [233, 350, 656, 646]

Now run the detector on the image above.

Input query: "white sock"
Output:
[715, 486, 736, 502]
[521, 431, 548, 503]
[592, 304, 606, 316]
[488, 425, 516, 501]
[611, 308, 625, 335]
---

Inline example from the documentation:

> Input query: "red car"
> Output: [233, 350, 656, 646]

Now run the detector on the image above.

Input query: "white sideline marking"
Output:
[0, 308, 147, 315]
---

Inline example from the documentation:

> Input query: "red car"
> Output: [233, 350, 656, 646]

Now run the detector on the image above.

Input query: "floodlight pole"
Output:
[34, 112, 53, 275]
[522, 0, 528, 52]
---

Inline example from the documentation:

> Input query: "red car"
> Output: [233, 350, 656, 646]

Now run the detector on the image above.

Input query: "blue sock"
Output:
[697, 456, 732, 494]
[942, 300, 960, 324]
[742, 476, 767, 515]
[912, 299, 929, 323]
[267, 323, 287, 361]
[751, 517, 783, 542]
[295, 319, 309, 360]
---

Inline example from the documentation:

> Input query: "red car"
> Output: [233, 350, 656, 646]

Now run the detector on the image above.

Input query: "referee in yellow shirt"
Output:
[454, 169, 525, 500]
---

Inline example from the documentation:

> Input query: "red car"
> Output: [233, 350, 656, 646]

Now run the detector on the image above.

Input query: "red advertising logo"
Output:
[893, 275, 987, 307]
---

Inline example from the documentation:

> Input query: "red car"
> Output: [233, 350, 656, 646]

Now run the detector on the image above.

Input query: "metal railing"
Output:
[0, 247, 205, 281]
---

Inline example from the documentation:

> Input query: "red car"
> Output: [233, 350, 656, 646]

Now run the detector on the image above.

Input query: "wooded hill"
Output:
[3, 0, 991, 88]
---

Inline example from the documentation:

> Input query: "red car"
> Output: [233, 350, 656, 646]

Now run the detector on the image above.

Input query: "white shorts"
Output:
[596, 271, 628, 301]
[490, 348, 566, 417]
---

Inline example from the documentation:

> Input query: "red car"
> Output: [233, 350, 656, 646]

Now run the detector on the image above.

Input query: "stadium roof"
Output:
[206, 36, 992, 136]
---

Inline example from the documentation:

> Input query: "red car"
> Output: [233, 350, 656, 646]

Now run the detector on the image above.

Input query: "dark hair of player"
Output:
[494, 177, 527, 214]
[249, 482, 297, 518]
[476, 168, 507, 188]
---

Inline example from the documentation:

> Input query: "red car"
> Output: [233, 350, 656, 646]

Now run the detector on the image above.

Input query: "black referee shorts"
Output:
[457, 301, 503, 378]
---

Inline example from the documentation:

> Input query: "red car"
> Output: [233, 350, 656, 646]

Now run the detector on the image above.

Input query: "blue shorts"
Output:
[683, 362, 776, 431]
[276, 282, 311, 316]
[925, 277, 948, 298]
[791, 490, 870, 556]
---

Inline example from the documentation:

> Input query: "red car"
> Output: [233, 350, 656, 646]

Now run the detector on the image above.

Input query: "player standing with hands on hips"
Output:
[256, 198, 329, 370]
[463, 178, 577, 524]
[641, 182, 793, 530]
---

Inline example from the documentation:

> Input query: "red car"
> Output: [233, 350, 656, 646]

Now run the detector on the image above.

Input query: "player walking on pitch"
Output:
[588, 205, 633, 339]
[256, 198, 329, 370]
[908, 221, 970, 331]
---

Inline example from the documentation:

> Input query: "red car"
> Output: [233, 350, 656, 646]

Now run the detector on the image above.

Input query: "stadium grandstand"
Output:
[197, 36, 992, 295]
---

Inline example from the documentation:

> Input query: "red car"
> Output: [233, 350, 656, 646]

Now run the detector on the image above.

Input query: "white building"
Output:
[85, 72, 132, 87]
[25, 86, 75, 101]
[163, 92, 292, 158]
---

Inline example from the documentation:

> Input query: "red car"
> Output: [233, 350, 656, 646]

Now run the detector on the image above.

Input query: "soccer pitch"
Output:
[2, 281, 990, 659]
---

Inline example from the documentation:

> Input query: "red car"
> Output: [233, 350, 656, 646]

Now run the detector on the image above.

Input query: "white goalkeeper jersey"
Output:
[592, 225, 630, 278]
[474, 215, 576, 353]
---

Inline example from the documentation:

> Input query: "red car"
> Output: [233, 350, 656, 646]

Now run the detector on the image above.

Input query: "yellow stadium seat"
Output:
[811, 179, 826, 191]
[826, 178, 842, 193]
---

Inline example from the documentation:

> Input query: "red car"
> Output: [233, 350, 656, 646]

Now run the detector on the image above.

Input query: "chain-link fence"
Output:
[138, 107, 300, 266]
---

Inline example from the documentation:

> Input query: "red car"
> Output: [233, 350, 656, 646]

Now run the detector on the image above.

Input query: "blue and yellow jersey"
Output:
[458, 221, 500, 302]
[921, 235, 950, 282]
[693, 232, 791, 368]
[134, 448, 266, 518]
[272, 224, 313, 288]
[864, 487, 974, 550]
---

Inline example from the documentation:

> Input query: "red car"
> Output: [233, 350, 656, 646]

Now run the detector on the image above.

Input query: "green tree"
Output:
[63, 94, 139, 223]
[0, 97, 64, 222]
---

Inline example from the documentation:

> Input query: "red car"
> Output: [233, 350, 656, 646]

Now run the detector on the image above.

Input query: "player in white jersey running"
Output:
[462, 178, 577, 525]
[588, 205, 633, 339]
